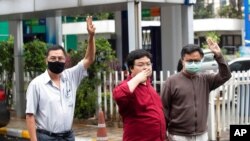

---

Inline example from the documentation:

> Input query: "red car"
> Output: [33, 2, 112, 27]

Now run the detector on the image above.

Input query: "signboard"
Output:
[244, 0, 250, 46]
[142, 7, 160, 17]
[0, 22, 9, 41]
[23, 19, 46, 34]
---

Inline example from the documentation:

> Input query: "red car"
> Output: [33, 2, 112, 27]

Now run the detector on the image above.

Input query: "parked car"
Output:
[0, 83, 10, 127]
[201, 49, 218, 72]
[228, 57, 250, 72]
[201, 49, 250, 72]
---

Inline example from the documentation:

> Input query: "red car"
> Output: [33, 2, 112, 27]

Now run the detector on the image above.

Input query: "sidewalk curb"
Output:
[0, 127, 29, 139]
[0, 127, 98, 141]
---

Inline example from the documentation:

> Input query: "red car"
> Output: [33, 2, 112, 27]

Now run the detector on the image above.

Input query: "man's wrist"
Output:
[214, 53, 222, 59]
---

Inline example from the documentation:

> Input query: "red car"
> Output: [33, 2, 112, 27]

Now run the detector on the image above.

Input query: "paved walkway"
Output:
[1, 115, 230, 141]
[1, 116, 123, 141]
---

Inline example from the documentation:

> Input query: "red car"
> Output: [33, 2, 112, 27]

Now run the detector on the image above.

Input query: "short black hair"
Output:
[126, 49, 152, 73]
[181, 44, 204, 59]
[177, 58, 183, 72]
[46, 45, 66, 57]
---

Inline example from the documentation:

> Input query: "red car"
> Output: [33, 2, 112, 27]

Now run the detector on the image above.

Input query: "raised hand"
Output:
[86, 16, 96, 36]
[206, 38, 221, 57]
[134, 69, 151, 83]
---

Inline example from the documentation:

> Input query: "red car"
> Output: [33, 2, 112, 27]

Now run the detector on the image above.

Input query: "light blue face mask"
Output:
[185, 61, 202, 74]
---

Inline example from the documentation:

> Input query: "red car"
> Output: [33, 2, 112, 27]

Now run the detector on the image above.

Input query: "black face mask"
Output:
[48, 61, 65, 74]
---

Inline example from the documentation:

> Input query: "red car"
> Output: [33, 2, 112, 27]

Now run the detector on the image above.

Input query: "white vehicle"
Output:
[228, 57, 250, 72]
[201, 49, 250, 72]
[201, 49, 218, 72]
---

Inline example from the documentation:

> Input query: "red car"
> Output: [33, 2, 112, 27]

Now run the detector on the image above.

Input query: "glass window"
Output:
[230, 60, 250, 72]
[230, 62, 242, 72]
[227, 36, 233, 46]
[234, 36, 241, 47]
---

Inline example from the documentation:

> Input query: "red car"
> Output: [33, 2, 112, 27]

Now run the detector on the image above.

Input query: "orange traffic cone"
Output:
[96, 109, 108, 141]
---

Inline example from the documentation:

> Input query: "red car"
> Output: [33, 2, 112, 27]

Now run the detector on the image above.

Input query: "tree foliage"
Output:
[194, 0, 242, 19]
[72, 38, 117, 119]
[23, 39, 47, 79]
[0, 36, 14, 90]
[218, 4, 242, 18]
[0, 36, 14, 107]
[194, 0, 214, 19]
[202, 32, 220, 49]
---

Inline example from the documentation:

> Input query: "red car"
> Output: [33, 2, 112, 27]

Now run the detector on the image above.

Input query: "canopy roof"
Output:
[0, 0, 184, 20]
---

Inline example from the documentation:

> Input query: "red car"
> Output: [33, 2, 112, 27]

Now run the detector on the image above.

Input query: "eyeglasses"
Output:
[185, 60, 201, 65]
[134, 62, 152, 67]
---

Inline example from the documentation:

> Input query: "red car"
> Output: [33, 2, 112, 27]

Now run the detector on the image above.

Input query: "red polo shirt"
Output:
[113, 76, 166, 141]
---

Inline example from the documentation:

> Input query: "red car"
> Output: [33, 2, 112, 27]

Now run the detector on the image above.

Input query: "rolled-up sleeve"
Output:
[113, 81, 135, 115]
[25, 81, 39, 115]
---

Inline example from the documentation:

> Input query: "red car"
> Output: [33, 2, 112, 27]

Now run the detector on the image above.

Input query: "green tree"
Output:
[218, 4, 242, 18]
[194, 0, 214, 19]
[72, 38, 117, 119]
[202, 32, 220, 49]
[23, 39, 47, 79]
[0, 61, 3, 80]
[229, 0, 242, 15]
[0, 36, 14, 106]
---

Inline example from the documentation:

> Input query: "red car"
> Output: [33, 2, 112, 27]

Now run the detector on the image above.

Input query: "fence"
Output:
[97, 70, 250, 140]
[2, 70, 250, 140]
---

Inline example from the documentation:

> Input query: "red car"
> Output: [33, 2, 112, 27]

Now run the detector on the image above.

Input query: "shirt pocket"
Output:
[64, 88, 73, 107]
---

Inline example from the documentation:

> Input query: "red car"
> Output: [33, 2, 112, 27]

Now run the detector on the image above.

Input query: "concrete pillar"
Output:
[127, 0, 142, 52]
[9, 20, 25, 118]
[208, 91, 216, 140]
[115, 11, 123, 65]
[161, 5, 183, 74]
[181, 5, 194, 45]
[46, 16, 63, 46]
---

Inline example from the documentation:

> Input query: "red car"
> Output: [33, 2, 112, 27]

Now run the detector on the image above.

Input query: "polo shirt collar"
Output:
[43, 70, 51, 84]
[42, 69, 66, 84]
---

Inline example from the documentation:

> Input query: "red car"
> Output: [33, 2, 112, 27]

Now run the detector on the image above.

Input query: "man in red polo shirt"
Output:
[113, 49, 166, 141]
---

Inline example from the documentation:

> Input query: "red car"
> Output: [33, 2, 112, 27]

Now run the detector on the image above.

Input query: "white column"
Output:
[181, 5, 194, 45]
[127, 0, 142, 52]
[55, 16, 63, 47]
[46, 16, 63, 46]
[208, 91, 216, 140]
[161, 5, 183, 74]
[9, 20, 25, 118]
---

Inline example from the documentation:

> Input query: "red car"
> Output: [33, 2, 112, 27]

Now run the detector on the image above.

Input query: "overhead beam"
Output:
[0, 0, 185, 21]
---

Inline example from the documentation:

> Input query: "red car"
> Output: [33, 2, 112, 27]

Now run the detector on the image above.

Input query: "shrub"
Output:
[72, 37, 117, 119]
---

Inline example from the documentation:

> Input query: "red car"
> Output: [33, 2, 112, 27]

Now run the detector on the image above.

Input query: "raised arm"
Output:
[83, 16, 96, 69]
[206, 38, 231, 89]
